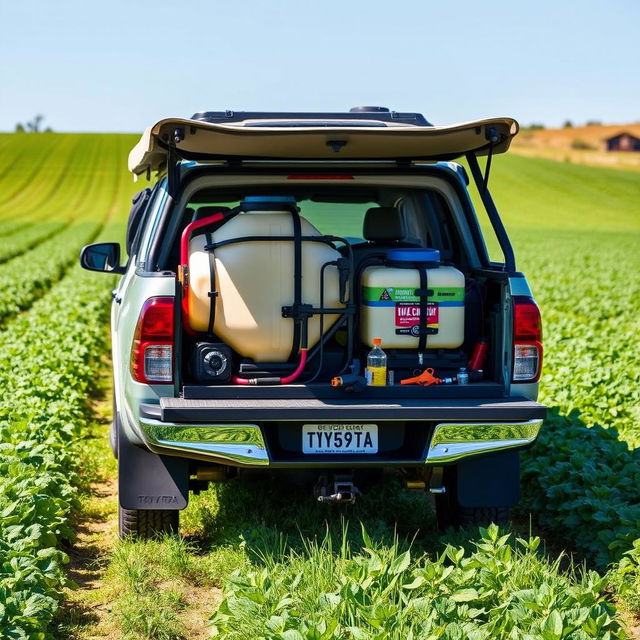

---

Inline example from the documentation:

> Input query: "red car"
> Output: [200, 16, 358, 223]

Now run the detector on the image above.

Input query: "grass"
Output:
[107, 537, 206, 640]
[211, 524, 622, 639]
[469, 153, 640, 233]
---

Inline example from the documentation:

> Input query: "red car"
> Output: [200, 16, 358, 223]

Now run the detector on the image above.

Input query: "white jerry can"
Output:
[360, 249, 465, 349]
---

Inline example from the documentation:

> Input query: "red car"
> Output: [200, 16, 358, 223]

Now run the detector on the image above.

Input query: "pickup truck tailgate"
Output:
[146, 396, 546, 423]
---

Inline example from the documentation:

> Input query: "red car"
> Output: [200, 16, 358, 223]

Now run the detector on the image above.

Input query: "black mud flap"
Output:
[118, 433, 189, 511]
[456, 450, 520, 508]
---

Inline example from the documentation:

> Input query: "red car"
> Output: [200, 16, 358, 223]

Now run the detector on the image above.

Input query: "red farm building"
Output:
[605, 132, 640, 152]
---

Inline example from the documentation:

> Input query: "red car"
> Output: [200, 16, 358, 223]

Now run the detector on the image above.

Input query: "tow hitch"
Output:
[315, 474, 360, 504]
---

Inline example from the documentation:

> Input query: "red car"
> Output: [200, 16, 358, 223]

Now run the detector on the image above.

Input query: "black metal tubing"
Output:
[173, 277, 183, 397]
[465, 152, 516, 272]
[204, 235, 357, 327]
[204, 230, 356, 381]
[167, 144, 180, 197]
[204, 234, 342, 251]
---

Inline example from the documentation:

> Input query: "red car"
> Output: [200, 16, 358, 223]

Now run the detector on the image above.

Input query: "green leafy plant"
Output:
[211, 524, 624, 639]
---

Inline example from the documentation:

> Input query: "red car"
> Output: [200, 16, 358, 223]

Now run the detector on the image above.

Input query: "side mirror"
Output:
[80, 242, 126, 274]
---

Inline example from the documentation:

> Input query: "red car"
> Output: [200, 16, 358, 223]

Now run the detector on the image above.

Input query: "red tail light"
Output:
[131, 297, 175, 384]
[512, 296, 543, 382]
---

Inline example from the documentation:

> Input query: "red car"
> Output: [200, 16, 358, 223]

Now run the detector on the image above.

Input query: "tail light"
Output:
[512, 296, 543, 382]
[131, 297, 174, 383]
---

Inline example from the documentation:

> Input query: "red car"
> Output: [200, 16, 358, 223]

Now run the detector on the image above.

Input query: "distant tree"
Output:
[26, 114, 44, 133]
[15, 123, 25, 133]
[571, 139, 596, 150]
[527, 123, 545, 131]
[586, 120, 602, 127]
[563, 120, 573, 128]
[44, 127, 53, 133]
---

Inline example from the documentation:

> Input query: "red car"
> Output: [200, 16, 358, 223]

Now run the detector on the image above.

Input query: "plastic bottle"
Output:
[457, 367, 469, 385]
[366, 338, 387, 386]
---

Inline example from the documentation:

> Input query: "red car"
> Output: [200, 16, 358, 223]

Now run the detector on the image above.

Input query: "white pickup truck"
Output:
[80, 107, 546, 538]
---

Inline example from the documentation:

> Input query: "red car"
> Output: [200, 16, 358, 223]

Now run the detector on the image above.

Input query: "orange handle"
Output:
[400, 368, 442, 386]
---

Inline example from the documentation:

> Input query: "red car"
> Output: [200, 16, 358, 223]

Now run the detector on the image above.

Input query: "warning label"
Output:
[362, 286, 464, 304]
[395, 302, 439, 327]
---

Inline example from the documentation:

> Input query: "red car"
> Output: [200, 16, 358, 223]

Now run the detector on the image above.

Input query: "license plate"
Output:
[302, 424, 378, 454]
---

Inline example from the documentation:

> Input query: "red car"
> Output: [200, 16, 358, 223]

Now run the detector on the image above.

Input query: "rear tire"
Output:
[434, 466, 510, 530]
[118, 505, 179, 539]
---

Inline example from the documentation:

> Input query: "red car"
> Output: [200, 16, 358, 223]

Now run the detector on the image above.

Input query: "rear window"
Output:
[158, 185, 467, 270]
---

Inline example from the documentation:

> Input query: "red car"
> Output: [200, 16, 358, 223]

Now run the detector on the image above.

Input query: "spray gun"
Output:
[331, 359, 366, 392]
[401, 368, 451, 386]
[401, 367, 483, 386]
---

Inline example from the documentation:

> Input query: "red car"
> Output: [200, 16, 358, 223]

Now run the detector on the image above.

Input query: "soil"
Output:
[59, 476, 120, 639]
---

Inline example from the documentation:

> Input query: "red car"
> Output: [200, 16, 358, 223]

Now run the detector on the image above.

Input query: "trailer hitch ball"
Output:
[315, 474, 360, 505]
[318, 490, 356, 504]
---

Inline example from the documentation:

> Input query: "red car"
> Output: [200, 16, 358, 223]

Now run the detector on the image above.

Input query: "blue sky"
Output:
[1, 0, 638, 133]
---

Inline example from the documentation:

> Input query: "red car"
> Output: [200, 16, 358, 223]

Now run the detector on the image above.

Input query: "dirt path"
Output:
[60, 474, 119, 639]
[56, 364, 219, 639]
[618, 610, 640, 640]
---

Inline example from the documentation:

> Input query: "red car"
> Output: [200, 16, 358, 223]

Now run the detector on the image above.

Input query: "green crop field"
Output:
[0, 132, 639, 639]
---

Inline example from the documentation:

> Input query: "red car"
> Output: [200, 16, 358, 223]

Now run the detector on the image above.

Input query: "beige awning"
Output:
[128, 116, 519, 177]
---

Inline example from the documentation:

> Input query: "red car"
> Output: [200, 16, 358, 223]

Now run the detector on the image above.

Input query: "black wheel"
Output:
[118, 505, 179, 539]
[434, 466, 510, 530]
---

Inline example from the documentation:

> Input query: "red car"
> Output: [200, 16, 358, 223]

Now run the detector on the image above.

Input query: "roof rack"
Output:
[190, 108, 432, 127]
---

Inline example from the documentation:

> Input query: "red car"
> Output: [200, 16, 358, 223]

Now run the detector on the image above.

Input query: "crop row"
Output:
[0, 221, 68, 264]
[0, 134, 132, 238]
[0, 221, 102, 327]
[0, 138, 133, 326]
[0, 135, 97, 252]
[512, 228, 640, 612]
[0, 135, 85, 230]
[0, 134, 65, 213]
[0, 262, 116, 638]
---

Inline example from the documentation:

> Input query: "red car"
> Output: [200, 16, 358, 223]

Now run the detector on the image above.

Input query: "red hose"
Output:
[179, 211, 227, 334]
[232, 349, 308, 386]
[281, 349, 308, 384]
[180, 211, 226, 266]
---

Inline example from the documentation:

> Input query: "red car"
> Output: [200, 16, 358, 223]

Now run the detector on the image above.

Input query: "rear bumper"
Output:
[137, 396, 545, 468]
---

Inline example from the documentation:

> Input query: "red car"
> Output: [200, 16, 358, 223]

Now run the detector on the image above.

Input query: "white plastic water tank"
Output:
[188, 197, 343, 362]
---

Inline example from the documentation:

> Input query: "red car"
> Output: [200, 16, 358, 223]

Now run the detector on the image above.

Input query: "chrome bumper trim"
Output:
[425, 419, 542, 463]
[139, 417, 269, 466]
[139, 417, 542, 467]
